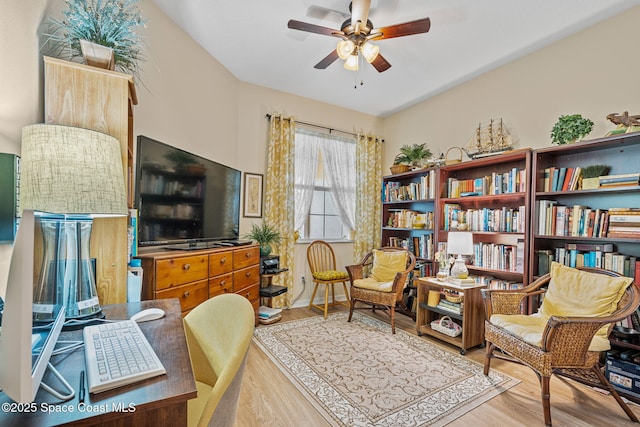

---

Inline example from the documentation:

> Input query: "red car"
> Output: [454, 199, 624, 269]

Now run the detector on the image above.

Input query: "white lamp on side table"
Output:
[447, 231, 474, 279]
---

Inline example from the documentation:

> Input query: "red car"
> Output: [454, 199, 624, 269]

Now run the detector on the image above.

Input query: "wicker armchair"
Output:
[482, 263, 640, 426]
[346, 247, 416, 333]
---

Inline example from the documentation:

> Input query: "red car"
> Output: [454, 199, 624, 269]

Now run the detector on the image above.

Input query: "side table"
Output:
[416, 277, 486, 355]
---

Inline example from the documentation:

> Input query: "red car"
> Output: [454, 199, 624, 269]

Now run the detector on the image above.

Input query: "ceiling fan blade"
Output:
[370, 53, 391, 73]
[287, 20, 342, 37]
[371, 17, 431, 40]
[351, 0, 371, 32]
[314, 50, 340, 69]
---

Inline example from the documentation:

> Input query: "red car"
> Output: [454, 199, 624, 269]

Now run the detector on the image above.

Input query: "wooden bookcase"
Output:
[530, 131, 640, 283]
[531, 131, 640, 402]
[437, 150, 532, 291]
[381, 167, 438, 318]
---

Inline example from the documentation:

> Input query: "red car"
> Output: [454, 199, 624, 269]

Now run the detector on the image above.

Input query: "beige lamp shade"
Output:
[20, 124, 127, 216]
[447, 231, 474, 256]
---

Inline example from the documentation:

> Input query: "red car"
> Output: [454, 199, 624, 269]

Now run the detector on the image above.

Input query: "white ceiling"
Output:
[152, 0, 638, 118]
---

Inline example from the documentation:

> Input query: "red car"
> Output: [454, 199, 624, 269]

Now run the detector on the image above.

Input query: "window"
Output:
[294, 128, 355, 241]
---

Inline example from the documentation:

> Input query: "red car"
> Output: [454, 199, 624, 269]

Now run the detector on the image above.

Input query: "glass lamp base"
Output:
[450, 258, 469, 279]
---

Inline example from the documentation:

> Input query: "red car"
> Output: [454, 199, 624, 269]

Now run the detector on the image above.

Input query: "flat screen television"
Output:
[134, 136, 241, 249]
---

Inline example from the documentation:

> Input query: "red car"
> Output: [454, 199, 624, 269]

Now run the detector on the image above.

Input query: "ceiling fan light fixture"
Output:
[336, 39, 355, 60]
[344, 54, 359, 71]
[361, 42, 380, 63]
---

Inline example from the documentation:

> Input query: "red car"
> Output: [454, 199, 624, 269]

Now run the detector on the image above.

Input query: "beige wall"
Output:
[1, 1, 637, 305]
[383, 6, 640, 168]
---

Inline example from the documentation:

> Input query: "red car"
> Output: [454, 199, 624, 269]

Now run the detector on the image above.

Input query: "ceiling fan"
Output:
[287, 0, 431, 73]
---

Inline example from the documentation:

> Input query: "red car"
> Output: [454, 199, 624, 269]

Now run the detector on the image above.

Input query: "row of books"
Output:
[446, 168, 526, 198]
[442, 203, 526, 233]
[537, 202, 640, 238]
[388, 234, 434, 260]
[383, 170, 436, 202]
[607, 208, 640, 239]
[435, 299, 463, 314]
[472, 241, 525, 273]
[599, 173, 640, 188]
[542, 166, 582, 192]
[537, 244, 639, 279]
[386, 210, 434, 229]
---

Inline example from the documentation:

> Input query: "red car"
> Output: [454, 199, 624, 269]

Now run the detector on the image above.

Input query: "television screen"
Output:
[134, 136, 241, 248]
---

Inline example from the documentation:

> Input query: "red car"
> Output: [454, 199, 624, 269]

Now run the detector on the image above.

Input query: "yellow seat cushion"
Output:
[188, 381, 213, 427]
[371, 250, 408, 282]
[490, 262, 632, 352]
[490, 313, 611, 352]
[313, 270, 349, 281]
[353, 277, 394, 292]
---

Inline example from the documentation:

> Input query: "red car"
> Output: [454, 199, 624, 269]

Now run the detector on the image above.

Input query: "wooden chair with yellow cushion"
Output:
[346, 247, 416, 333]
[183, 293, 255, 427]
[307, 240, 350, 319]
[482, 262, 640, 426]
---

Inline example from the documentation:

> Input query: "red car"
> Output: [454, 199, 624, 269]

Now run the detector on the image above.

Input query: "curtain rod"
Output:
[266, 114, 366, 139]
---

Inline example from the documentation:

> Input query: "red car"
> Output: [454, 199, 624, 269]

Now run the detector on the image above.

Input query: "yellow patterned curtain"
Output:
[353, 132, 383, 263]
[265, 115, 296, 308]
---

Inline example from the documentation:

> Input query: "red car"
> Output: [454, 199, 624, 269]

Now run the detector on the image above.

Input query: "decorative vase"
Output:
[80, 40, 115, 70]
[260, 244, 272, 257]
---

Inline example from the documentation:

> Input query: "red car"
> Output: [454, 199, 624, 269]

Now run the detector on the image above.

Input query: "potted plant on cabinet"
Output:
[390, 143, 433, 174]
[244, 222, 282, 257]
[43, 0, 146, 82]
[550, 114, 594, 145]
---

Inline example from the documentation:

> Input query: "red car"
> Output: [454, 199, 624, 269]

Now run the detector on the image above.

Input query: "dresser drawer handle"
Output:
[183, 291, 190, 298]
[220, 257, 226, 264]
[220, 280, 226, 286]
[246, 252, 251, 258]
[183, 263, 191, 271]
[246, 272, 251, 277]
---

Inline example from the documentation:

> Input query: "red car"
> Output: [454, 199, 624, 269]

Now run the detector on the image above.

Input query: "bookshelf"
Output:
[381, 167, 438, 319]
[530, 132, 640, 283]
[437, 150, 532, 293]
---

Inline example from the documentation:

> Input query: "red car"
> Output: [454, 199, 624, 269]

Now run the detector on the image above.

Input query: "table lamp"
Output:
[20, 124, 127, 322]
[447, 231, 474, 279]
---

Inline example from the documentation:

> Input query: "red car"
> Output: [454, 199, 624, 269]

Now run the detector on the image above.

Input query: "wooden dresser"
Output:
[137, 245, 260, 320]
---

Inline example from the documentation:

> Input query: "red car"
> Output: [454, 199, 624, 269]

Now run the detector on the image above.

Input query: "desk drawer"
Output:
[156, 255, 208, 290]
[234, 264, 260, 290]
[235, 282, 260, 304]
[209, 251, 233, 276]
[234, 246, 260, 270]
[156, 279, 209, 312]
[209, 273, 233, 297]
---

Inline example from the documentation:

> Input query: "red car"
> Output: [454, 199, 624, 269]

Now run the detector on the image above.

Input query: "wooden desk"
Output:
[0, 299, 197, 426]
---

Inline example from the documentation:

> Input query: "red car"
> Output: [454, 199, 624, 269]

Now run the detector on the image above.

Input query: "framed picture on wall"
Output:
[243, 172, 263, 218]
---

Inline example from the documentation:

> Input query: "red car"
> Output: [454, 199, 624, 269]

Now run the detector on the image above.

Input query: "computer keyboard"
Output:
[83, 320, 166, 393]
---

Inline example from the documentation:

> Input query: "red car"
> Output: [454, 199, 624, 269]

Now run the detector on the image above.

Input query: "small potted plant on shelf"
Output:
[550, 114, 594, 145]
[581, 164, 610, 190]
[390, 143, 432, 174]
[244, 222, 282, 257]
[43, 0, 147, 83]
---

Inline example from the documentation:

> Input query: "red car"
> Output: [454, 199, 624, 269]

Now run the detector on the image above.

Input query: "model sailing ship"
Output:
[463, 118, 514, 159]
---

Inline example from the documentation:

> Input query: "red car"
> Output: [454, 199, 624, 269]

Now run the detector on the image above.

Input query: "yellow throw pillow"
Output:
[370, 250, 408, 282]
[540, 262, 632, 325]
[313, 270, 349, 281]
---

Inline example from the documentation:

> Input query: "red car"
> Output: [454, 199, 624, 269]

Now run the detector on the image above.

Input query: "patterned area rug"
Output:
[253, 312, 520, 427]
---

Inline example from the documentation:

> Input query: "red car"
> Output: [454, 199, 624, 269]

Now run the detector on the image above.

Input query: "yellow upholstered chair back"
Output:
[183, 293, 255, 427]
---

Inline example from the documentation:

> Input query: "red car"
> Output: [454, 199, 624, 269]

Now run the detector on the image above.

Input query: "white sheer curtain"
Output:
[294, 130, 320, 231]
[320, 136, 356, 232]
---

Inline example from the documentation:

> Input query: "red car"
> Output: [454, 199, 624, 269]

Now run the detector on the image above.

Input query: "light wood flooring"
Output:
[235, 306, 640, 427]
